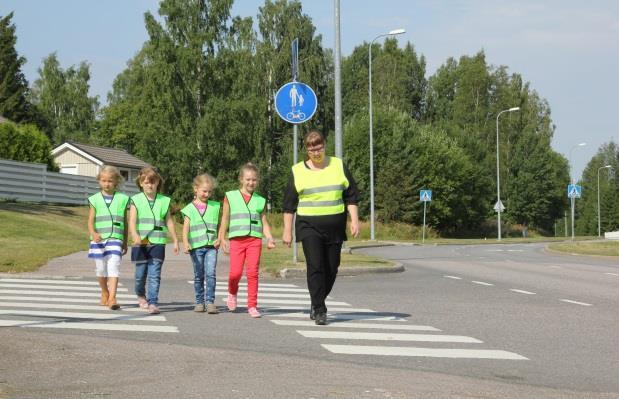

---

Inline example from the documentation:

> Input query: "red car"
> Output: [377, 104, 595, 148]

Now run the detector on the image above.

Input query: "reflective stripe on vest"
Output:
[131, 193, 171, 244]
[292, 156, 349, 216]
[88, 192, 129, 240]
[180, 201, 220, 249]
[225, 190, 265, 238]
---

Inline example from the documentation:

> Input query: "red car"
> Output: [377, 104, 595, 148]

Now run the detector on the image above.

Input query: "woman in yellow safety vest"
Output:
[282, 130, 360, 325]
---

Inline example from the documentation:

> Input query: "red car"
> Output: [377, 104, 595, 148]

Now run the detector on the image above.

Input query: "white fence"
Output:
[0, 158, 140, 205]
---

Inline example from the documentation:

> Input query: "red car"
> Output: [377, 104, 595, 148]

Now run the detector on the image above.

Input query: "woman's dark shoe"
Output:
[309, 307, 316, 320]
[315, 312, 327, 325]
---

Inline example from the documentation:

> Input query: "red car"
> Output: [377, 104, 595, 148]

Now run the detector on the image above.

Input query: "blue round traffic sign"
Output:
[274, 81, 317, 124]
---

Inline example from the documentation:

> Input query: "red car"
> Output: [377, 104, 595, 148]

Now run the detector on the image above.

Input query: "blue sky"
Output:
[2, 0, 618, 180]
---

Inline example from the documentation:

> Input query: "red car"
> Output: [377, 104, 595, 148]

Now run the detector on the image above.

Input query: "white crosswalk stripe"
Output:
[321, 345, 528, 360]
[253, 281, 529, 361]
[0, 278, 179, 333]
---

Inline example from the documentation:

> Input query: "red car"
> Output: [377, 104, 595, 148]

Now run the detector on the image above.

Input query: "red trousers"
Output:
[228, 237, 262, 308]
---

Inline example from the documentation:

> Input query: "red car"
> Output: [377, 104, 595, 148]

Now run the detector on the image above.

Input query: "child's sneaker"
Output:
[194, 304, 205, 312]
[206, 303, 218, 314]
[248, 307, 261, 318]
[226, 294, 237, 311]
[148, 304, 160, 314]
[137, 296, 148, 310]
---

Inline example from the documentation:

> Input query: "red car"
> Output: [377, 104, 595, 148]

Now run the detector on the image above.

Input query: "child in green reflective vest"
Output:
[87, 165, 129, 310]
[181, 173, 221, 314]
[129, 167, 179, 315]
[218, 162, 275, 318]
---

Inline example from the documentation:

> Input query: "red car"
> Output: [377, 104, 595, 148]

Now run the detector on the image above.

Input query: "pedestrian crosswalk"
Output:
[192, 280, 529, 360]
[0, 278, 179, 333]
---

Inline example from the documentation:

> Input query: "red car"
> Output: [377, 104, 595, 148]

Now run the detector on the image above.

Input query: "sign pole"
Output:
[293, 124, 298, 264]
[422, 200, 427, 243]
[292, 39, 299, 264]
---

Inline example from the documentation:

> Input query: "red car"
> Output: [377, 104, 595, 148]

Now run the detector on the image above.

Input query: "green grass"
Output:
[260, 244, 393, 276]
[547, 240, 619, 256]
[0, 202, 90, 273]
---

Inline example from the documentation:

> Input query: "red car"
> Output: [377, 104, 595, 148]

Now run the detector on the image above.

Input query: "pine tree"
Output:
[0, 13, 32, 123]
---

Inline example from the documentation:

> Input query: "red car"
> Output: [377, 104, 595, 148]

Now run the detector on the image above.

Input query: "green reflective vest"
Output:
[131, 193, 171, 245]
[181, 201, 220, 249]
[88, 192, 129, 240]
[225, 190, 265, 238]
[292, 156, 349, 216]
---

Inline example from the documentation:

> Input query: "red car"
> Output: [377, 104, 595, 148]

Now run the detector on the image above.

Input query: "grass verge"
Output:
[260, 244, 394, 276]
[547, 240, 619, 256]
[0, 202, 90, 273]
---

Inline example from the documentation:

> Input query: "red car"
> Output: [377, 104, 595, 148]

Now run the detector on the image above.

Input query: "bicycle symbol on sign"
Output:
[286, 110, 306, 121]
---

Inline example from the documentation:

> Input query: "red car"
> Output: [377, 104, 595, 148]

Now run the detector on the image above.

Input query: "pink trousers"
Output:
[228, 237, 262, 308]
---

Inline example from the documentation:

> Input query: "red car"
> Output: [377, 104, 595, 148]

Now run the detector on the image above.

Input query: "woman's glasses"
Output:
[307, 146, 325, 154]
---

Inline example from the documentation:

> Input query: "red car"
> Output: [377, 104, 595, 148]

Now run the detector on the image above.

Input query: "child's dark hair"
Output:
[136, 166, 164, 193]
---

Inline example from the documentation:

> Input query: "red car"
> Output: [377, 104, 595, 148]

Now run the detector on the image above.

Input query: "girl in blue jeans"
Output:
[181, 173, 221, 314]
[129, 167, 179, 314]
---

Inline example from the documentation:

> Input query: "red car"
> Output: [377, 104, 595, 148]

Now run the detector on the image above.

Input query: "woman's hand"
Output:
[266, 237, 276, 249]
[282, 230, 292, 247]
[172, 241, 179, 255]
[349, 219, 360, 238]
[222, 239, 230, 254]
[131, 233, 141, 246]
[182, 241, 190, 254]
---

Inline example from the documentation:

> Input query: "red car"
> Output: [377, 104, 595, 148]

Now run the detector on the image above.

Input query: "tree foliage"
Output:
[0, 121, 57, 170]
[576, 142, 619, 235]
[30, 53, 99, 144]
[0, 13, 34, 123]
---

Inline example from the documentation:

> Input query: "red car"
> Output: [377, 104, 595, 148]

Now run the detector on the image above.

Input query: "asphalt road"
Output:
[0, 243, 617, 398]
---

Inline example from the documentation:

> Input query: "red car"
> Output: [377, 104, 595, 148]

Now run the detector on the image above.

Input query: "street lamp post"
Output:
[495, 107, 520, 240]
[598, 165, 613, 237]
[369, 28, 405, 241]
[568, 142, 586, 240]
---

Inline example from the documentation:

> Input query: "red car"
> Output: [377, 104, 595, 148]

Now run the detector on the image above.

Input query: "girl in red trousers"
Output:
[218, 163, 275, 318]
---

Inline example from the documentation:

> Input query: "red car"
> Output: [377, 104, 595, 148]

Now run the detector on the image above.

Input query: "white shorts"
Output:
[94, 255, 121, 278]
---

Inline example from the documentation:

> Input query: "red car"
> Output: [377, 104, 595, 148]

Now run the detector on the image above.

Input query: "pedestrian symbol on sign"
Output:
[420, 190, 432, 202]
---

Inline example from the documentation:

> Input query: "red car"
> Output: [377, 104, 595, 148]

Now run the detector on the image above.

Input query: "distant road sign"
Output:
[493, 200, 505, 213]
[420, 190, 432, 202]
[274, 81, 317, 124]
[567, 184, 582, 199]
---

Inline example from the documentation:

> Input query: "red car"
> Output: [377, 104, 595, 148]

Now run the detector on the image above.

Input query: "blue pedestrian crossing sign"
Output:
[567, 184, 582, 199]
[420, 189, 432, 202]
[274, 81, 318, 124]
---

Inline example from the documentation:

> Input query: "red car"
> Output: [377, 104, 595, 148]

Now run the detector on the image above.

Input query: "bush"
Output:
[0, 122, 57, 170]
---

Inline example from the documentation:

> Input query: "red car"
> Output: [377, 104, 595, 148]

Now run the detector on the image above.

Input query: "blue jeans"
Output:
[134, 259, 163, 305]
[189, 247, 218, 304]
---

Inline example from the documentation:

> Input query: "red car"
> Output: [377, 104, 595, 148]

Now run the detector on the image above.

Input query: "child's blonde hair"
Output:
[238, 162, 260, 186]
[135, 166, 163, 193]
[193, 173, 217, 191]
[96, 165, 123, 189]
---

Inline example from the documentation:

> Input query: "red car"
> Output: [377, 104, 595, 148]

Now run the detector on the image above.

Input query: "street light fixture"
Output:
[598, 165, 613, 237]
[568, 142, 586, 240]
[368, 28, 405, 240]
[495, 106, 520, 240]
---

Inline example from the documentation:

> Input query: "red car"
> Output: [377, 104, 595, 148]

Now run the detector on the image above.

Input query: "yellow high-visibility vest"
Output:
[292, 156, 349, 216]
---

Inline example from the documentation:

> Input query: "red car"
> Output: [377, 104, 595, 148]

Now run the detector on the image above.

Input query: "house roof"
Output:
[53, 142, 150, 169]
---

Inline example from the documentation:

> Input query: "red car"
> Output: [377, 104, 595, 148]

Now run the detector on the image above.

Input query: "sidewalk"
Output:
[0, 244, 232, 281]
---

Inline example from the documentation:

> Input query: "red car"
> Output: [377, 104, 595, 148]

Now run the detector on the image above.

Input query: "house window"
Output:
[60, 165, 77, 175]
[119, 170, 129, 181]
